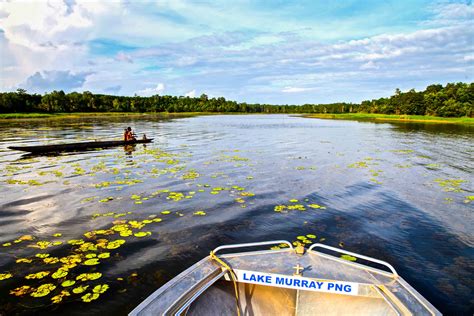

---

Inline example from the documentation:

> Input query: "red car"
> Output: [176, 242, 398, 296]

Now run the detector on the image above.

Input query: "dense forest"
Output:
[0, 82, 472, 117]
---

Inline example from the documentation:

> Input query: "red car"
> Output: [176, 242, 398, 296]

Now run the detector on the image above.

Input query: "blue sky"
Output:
[0, 0, 473, 104]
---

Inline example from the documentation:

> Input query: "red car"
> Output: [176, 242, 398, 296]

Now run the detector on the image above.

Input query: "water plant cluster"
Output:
[0, 129, 471, 312]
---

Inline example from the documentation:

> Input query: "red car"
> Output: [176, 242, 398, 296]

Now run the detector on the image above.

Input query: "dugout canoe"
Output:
[130, 240, 441, 316]
[8, 138, 153, 153]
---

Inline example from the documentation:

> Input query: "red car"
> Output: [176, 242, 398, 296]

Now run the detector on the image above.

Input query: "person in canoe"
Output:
[124, 127, 137, 141]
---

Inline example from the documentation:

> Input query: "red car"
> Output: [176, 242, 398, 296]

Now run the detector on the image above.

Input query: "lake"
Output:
[0, 114, 472, 315]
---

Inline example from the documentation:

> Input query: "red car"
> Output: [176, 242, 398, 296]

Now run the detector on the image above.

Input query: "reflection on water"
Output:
[123, 145, 137, 156]
[0, 115, 473, 315]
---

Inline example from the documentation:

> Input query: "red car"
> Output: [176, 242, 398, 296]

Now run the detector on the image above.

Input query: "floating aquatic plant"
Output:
[25, 271, 50, 279]
[76, 273, 102, 281]
[0, 273, 13, 280]
[72, 285, 89, 294]
[348, 161, 368, 168]
[83, 258, 100, 266]
[10, 285, 31, 296]
[98, 197, 114, 203]
[340, 255, 357, 262]
[182, 170, 200, 180]
[52, 268, 69, 279]
[434, 178, 466, 192]
[93, 284, 109, 294]
[134, 232, 151, 238]
[61, 280, 76, 287]
[307, 204, 326, 209]
[51, 290, 70, 303]
[31, 284, 56, 297]
[390, 149, 414, 154]
[81, 292, 100, 302]
[6, 179, 46, 186]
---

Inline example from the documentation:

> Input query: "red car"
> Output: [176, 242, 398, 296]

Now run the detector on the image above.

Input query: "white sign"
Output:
[233, 269, 359, 296]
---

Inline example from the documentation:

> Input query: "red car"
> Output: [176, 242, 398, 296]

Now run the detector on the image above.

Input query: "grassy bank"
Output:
[0, 112, 216, 120]
[303, 113, 474, 125]
[2, 112, 473, 125]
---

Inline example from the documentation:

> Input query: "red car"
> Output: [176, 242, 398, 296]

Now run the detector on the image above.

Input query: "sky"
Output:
[0, 0, 473, 104]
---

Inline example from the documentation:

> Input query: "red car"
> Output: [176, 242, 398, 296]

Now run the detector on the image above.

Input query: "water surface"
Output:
[0, 115, 472, 314]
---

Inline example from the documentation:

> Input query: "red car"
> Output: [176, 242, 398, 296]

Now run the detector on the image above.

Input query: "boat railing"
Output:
[308, 243, 398, 277]
[212, 240, 293, 255]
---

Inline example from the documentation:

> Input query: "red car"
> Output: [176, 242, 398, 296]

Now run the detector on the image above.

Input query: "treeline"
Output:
[0, 82, 472, 117]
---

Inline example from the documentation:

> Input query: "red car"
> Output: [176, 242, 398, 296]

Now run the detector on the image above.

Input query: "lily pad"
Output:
[31, 284, 56, 297]
[83, 258, 100, 266]
[76, 273, 102, 281]
[52, 268, 69, 279]
[72, 285, 89, 294]
[10, 285, 32, 296]
[134, 231, 151, 238]
[0, 273, 13, 280]
[25, 271, 50, 279]
[93, 284, 109, 294]
[81, 292, 100, 302]
[340, 254, 357, 262]
[61, 280, 76, 287]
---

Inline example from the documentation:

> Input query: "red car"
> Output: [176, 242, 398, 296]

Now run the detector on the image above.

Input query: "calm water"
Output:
[0, 114, 472, 315]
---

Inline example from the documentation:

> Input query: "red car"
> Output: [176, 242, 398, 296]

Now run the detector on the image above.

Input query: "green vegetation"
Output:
[0, 82, 472, 118]
[0, 112, 211, 120]
[303, 113, 474, 124]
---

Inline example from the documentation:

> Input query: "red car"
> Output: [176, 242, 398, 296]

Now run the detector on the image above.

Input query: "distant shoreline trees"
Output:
[0, 82, 472, 117]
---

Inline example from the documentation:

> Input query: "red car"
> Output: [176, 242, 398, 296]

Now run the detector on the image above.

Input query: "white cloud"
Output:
[0, 1, 472, 103]
[360, 61, 380, 70]
[115, 52, 133, 63]
[282, 86, 314, 93]
[429, 2, 474, 24]
[175, 56, 198, 67]
[464, 55, 474, 62]
[137, 83, 165, 96]
[19, 70, 90, 93]
[0, 0, 98, 50]
[185, 89, 196, 97]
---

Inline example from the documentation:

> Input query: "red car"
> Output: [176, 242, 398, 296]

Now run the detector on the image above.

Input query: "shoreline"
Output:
[0, 112, 220, 120]
[302, 113, 474, 125]
[1, 112, 473, 125]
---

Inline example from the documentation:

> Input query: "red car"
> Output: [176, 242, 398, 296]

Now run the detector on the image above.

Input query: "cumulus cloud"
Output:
[0, 0, 101, 50]
[0, 1, 472, 103]
[428, 2, 474, 25]
[137, 83, 165, 96]
[19, 70, 89, 93]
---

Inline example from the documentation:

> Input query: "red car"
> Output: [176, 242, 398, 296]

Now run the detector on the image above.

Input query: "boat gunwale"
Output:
[165, 270, 226, 315]
[218, 248, 396, 281]
[395, 275, 440, 316]
[129, 256, 218, 316]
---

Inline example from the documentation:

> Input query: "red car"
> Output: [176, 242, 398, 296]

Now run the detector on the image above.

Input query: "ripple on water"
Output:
[0, 115, 472, 315]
